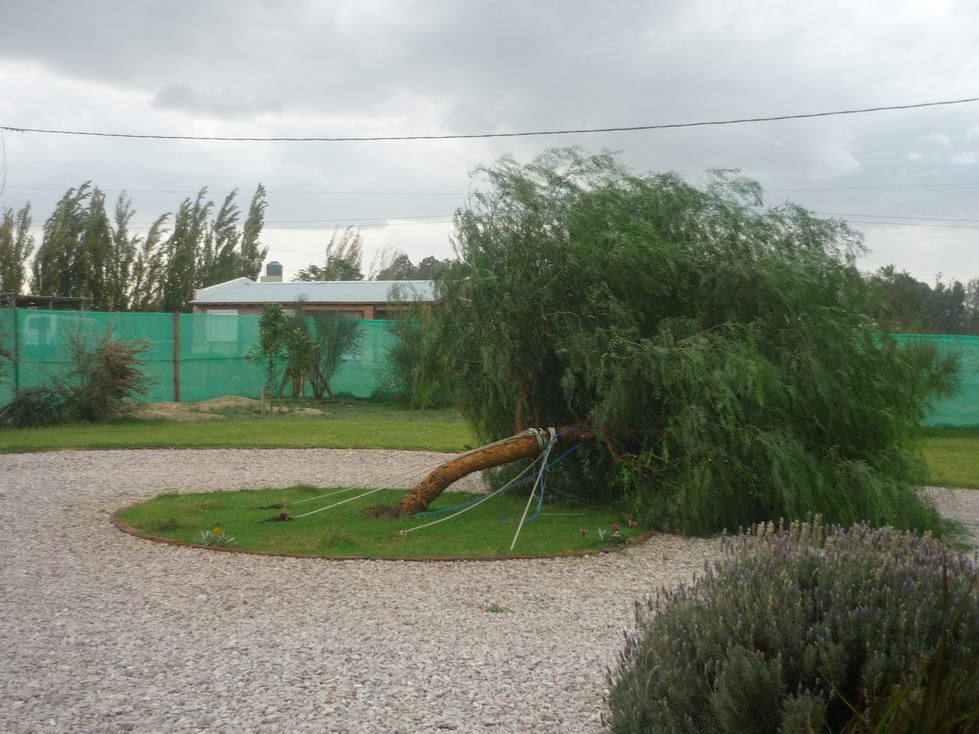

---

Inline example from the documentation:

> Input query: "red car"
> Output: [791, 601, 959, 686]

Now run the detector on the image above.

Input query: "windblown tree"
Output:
[0, 203, 35, 294]
[159, 184, 269, 312]
[305, 312, 363, 399]
[26, 182, 267, 312]
[866, 265, 979, 335]
[371, 248, 452, 280]
[295, 227, 365, 281]
[412, 149, 958, 536]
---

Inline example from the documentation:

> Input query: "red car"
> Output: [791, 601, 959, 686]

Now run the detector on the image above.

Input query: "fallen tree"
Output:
[402, 149, 959, 536]
[395, 426, 595, 516]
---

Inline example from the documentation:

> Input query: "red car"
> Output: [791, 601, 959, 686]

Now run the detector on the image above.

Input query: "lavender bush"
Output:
[605, 519, 979, 733]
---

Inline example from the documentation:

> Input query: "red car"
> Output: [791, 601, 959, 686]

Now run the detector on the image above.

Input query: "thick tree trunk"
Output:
[394, 425, 595, 516]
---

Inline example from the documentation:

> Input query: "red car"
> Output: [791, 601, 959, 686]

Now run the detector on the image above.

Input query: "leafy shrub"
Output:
[605, 519, 979, 733]
[383, 303, 455, 408]
[0, 328, 151, 427]
[63, 329, 152, 421]
[0, 385, 71, 427]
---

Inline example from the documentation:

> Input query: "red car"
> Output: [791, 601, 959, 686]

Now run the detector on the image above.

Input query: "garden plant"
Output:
[605, 518, 979, 733]
[1, 327, 151, 427]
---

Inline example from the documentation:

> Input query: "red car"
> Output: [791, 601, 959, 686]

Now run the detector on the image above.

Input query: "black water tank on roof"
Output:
[266, 261, 283, 277]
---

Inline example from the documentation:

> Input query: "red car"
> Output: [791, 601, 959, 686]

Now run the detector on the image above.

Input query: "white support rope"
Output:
[291, 486, 388, 519]
[285, 486, 361, 507]
[289, 428, 554, 522]
[286, 458, 444, 508]
[508, 427, 556, 552]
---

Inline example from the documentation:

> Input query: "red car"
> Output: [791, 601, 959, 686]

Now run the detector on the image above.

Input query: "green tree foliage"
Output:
[305, 312, 363, 399]
[0, 203, 35, 294]
[295, 227, 365, 281]
[372, 249, 452, 280]
[26, 182, 267, 312]
[161, 190, 213, 312]
[246, 304, 288, 406]
[239, 183, 268, 280]
[31, 183, 91, 299]
[416, 149, 958, 535]
[277, 299, 363, 400]
[1, 328, 151, 426]
[867, 265, 979, 335]
[63, 328, 153, 421]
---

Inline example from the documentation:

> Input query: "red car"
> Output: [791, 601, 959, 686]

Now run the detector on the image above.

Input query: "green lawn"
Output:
[114, 485, 642, 558]
[922, 428, 979, 489]
[0, 410, 475, 453]
[2, 406, 976, 492]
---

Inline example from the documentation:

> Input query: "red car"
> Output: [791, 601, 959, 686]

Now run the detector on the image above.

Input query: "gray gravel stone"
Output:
[0, 448, 975, 733]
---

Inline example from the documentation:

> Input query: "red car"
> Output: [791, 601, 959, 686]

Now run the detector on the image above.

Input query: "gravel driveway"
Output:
[0, 449, 975, 734]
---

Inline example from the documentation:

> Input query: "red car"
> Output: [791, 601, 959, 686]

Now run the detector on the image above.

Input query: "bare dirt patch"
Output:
[136, 395, 326, 421]
[136, 401, 225, 422]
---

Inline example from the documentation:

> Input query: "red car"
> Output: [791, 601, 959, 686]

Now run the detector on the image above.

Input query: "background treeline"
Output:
[0, 183, 268, 312]
[0, 184, 453, 312]
[866, 265, 979, 335]
[3, 183, 977, 331]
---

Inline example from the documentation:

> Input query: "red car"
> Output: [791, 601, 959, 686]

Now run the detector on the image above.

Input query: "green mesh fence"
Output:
[1, 309, 977, 427]
[0, 309, 398, 406]
[892, 334, 979, 428]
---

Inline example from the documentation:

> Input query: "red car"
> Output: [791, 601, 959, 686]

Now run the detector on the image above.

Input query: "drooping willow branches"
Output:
[411, 149, 959, 536]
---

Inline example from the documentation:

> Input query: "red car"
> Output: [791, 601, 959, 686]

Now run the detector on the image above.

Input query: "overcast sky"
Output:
[2, 0, 978, 283]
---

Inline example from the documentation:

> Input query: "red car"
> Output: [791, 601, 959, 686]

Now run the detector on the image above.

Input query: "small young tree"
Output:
[282, 326, 318, 398]
[246, 304, 288, 412]
[306, 313, 363, 400]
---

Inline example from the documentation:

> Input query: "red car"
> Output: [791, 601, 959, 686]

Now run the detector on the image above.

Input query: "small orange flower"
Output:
[213, 526, 224, 535]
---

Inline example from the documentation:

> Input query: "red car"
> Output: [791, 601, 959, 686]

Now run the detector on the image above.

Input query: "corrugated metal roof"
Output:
[191, 279, 435, 304]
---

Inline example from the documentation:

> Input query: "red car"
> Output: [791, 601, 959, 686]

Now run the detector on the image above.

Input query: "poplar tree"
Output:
[295, 227, 365, 281]
[0, 203, 35, 294]
[161, 190, 212, 312]
[239, 184, 268, 280]
[31, 184, 91, 298]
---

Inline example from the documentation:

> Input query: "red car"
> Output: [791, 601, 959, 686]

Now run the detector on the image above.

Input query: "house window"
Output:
[317, 309, 364, 319]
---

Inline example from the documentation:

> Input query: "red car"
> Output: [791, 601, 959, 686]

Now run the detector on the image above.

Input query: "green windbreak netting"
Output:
[177, 312, 264, 402]
[892, 334, 979, 428]
[0, 309, 398, 406]
[0, 308, 15, 407]
[1, 309, 976, 427]
[0, 309, 175, 404]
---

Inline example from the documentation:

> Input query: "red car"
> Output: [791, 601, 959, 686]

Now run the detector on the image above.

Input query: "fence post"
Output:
[12, 308, 19, 395]
[172, 312, 181, 402]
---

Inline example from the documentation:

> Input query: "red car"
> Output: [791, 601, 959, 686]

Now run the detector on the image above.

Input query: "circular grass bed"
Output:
[113, 485, 648, 559]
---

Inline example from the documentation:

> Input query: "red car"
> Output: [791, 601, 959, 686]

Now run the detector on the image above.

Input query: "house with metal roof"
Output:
[189, 277, 435, 319]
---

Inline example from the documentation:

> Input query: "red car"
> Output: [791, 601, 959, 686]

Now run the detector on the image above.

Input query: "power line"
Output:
[3, 185, 467, 195]
[3, 96, 978, 143]
[124, 217, 456, 231]
[815, 211, 979, 224]
[129, 213, 455, 226]
[770, 180, 979, 193]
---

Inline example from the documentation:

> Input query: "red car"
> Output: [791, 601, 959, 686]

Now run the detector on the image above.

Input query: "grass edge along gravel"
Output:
[112, 486, 647, 559]
[0, 415, 475, 453]
[0, 417, 976, 491]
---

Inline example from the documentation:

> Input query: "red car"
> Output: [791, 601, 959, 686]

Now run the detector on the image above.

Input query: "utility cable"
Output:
[3, 96, 977, 143]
